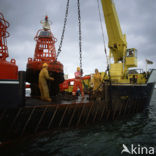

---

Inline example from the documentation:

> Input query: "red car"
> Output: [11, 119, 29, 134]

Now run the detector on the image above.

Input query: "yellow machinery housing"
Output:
[101, 0, 146, 84]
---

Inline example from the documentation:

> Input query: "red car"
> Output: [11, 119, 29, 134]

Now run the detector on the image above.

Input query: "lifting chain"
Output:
[77, 0, 83, 72]
[97, 0, 108, 66]
[96, 0, 112, 110]
[57, 0, 83, 74]
[56, 0, 70, 59]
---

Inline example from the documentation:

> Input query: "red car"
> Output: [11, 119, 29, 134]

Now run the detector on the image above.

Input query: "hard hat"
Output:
[95, 68, 98, 72]
[43, 63, 48, 67]
[77, 67, 80, 71]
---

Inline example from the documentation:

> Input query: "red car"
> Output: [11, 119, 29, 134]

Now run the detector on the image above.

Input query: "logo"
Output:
[121, 144, 131, 154]
[121, 144, 155, 155]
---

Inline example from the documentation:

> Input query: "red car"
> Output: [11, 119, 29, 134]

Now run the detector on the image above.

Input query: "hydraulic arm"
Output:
[101, 0, 137, 82]
[101, 0, 127, 63]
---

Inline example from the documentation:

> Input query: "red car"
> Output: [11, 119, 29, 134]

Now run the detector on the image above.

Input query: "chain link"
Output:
[77, 0, 82, 71]
[57, 0, 83, 74]
[56, 0, 70, 59]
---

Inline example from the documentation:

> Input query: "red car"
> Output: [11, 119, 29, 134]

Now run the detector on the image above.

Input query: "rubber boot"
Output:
[45, 98, 52, 102]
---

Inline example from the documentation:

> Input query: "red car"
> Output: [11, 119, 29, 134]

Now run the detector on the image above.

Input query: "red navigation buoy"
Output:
[26, 16, 64, 97]
[0, 12, 18, 80]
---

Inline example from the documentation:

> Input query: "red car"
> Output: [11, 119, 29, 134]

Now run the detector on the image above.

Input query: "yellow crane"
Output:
[101, 0, 140, 83]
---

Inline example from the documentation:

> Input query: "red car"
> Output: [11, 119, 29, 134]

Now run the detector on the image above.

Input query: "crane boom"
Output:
[101, 0, 127, 63]
[101, 0, 137, 82]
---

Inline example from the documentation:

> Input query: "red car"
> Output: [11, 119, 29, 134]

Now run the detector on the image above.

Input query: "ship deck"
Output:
[25, 94, 90, 107]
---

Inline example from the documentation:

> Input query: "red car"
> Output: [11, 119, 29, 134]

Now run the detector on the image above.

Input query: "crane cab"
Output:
[125, 48, 137, 67]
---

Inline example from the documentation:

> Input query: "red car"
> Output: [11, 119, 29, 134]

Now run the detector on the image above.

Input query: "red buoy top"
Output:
[32, 16, 57, 62]
[26, 15, 63, 73]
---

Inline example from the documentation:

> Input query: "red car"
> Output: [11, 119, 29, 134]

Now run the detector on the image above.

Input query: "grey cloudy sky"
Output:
[0, 0, 156, 78]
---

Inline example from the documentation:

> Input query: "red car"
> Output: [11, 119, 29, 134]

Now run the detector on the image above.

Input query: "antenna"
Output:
[40, 15, 52, 30]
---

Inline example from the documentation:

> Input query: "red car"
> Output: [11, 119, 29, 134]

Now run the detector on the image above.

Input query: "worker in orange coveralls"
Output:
[72, 67, 84, 97]
[39, 63, 54, 102]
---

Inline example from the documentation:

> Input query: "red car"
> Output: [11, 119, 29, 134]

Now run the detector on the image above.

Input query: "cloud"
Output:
[1, 0, 156, 77]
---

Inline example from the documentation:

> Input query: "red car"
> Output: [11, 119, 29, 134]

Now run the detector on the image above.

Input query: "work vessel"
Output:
[0, 0, 155, 146]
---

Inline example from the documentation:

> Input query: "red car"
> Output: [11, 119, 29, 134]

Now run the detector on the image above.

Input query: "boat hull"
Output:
[109, 82, 155, 112]
[0, 82, 155, 145]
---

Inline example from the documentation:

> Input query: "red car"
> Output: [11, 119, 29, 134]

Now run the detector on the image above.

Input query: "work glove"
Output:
[50, 77, 54, 81]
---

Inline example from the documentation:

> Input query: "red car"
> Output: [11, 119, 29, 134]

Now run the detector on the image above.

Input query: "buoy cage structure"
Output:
[0, 12, 18, 80]
[26, 16, 64, 97]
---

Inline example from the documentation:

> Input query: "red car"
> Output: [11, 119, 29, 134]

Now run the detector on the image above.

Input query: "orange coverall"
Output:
[72, 71, 84, 96]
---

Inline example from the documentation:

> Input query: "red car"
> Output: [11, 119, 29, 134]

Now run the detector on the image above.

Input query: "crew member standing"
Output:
[92, 68, 101, 92]
[39, 63, 54, 102]
[72, 67, 84, 97]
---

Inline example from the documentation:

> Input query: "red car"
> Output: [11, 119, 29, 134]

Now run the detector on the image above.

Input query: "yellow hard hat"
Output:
[77, 67, 80, 71]
[43, 63, 48, 67]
